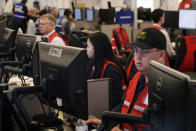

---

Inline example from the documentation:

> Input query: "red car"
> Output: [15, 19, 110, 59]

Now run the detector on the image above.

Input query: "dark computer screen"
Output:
[98, 8, 116, 24]
[14, 34, 48, 79]
[179, 9, 196, 30]
[162, 11, 179, 29]
[187, 79, 196, 131]
[94, 9, 99, 22]
[0, 28, 16, 53]
[15, 34, 37, 62]
[137, 7, 151, 21]
[39, 42, 88, 120]
[86, 9, 93, 22]
[15, 34, 48, 63]
[148, 61, 190, 131]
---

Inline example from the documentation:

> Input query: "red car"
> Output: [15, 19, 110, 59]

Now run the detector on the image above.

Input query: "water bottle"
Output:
[75, 119, 88, 131]
[17, 28, 23, 34]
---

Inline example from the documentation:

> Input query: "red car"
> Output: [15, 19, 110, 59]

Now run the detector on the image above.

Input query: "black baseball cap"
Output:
[129, 28, 166, 50]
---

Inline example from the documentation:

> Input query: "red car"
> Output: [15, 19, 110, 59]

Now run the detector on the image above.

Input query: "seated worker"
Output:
[39, 14, 68, 47]
[151, 9, 175, 57]
[12, 0, 38, 33]
[86, 28, 167, 131]
[86, 32, 127, 108]
[61, 9, 77, 35]
[35, 9, 47, 34]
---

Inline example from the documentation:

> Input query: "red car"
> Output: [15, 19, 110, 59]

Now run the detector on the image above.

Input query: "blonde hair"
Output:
[40, 14, 56, 25]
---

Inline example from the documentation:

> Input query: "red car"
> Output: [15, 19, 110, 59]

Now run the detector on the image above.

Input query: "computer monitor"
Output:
[86, 9, 93, 22]
[94, 9, 99, 22]
[98, 8, 115, 24]
[179, 9, 196, 30]
[0, 28, 16, 53]
[74, 8, 82, 20]
[15, 34, 48, 63]
[137, 7, 151, 21]
[88, 78, 111, 118]
[148, 61, 190, 131]
[39, 42, 88, 120]
[162, 11, 179, 29]
[187, 79, 196, 131]
[59, 8, 65, 17]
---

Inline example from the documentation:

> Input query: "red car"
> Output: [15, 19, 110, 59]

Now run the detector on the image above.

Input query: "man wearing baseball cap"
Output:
[86, 28, 166, 131]
[119, 27, 166, 131]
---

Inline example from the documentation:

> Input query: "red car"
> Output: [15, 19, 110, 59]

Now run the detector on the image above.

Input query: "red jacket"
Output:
[121, 72, 149, 131]
[151, 25, 161, 30]
[179, 0, 191, 9]
[49, 32, 69, 46]
[126, 57, 135, 81]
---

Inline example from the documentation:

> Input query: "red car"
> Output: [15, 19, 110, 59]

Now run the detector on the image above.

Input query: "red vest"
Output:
[179, 0, 191, 9]
[177, 36, 196, 72]
[111, 27, 131, 56]
[151, 25, 170, 67]
[126, 57, 135, 81]
[121, 72, 149, 131]
[101, 60, 127, 92]
[49, 32, 69, 46]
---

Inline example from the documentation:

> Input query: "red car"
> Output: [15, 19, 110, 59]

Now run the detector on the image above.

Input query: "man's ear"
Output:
[159, 50, 166, 62]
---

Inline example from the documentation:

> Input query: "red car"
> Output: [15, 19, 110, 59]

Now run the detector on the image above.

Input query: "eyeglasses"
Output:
[39, 22, 51, 26]
[133, 47, 161, 57]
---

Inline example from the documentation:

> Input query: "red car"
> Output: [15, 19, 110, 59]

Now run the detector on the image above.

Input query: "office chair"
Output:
[175, 36, 196, 72]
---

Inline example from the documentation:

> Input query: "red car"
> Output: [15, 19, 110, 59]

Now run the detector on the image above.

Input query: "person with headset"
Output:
[61, 9, 77, 35]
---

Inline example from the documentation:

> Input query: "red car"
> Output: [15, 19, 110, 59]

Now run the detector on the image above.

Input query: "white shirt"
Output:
[44, 29, 66, 47]
[26, 19, 36, 35]
[153, 24, 176, 57]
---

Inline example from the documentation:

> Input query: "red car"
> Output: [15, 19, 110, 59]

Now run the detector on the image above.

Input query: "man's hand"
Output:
[85, 118, 101, 126]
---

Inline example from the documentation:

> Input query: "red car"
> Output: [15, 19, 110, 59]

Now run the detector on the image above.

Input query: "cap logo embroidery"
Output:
[137, 31, 146, 39]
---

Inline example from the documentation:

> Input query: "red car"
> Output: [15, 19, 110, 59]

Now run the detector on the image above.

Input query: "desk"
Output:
[8, 75, 34, 91]
[5, 84, 98, 131]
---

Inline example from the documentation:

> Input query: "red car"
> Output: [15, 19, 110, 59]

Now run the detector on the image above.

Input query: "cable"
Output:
[18, 75, 26, 87]
[24, 76, 30, 80]
[7, 73, 13, 82]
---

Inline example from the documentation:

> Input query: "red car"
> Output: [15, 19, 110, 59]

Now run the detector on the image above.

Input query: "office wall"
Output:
[39, 0, 72, 9]
[77, 0, 125, 9]
[168, 0, 181, 10]
[0, 0, 183, 12]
